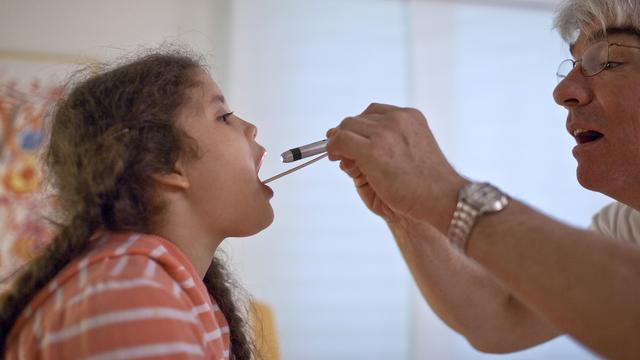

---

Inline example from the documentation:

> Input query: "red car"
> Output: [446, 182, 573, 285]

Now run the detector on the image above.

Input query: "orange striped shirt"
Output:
[5, 232, 231, 359]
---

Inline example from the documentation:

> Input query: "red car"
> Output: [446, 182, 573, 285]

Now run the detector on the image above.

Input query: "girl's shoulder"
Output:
[6, 232, 229, 360]
[26, 232, 207, 315]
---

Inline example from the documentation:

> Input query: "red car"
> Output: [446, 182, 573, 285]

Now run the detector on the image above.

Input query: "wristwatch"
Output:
[447, 182, 509, 253]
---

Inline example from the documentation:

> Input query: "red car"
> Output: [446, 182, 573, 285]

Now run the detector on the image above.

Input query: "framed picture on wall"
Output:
[0, 51, 94, 287]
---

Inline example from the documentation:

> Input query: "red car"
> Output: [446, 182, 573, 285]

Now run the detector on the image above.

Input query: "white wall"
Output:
[0, 0, 228, 66]
[224, 1, 411, 358]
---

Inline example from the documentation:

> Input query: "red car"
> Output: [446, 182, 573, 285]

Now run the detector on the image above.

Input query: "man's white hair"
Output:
[554, 0, 640, 43]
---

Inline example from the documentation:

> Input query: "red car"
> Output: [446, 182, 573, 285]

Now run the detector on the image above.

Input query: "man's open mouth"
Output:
[573, 129, 604, 144]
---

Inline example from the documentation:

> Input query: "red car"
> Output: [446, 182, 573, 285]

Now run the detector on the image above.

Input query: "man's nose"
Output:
[553, 66, 593, 108]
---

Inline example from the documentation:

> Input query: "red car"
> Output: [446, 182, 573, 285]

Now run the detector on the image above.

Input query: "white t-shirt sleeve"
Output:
[590, 202, 640, 245]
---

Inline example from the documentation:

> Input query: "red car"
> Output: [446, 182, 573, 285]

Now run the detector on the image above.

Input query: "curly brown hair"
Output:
[0, 50, 255, 359]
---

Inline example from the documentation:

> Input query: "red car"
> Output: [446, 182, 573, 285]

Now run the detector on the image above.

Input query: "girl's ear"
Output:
[151, 158, 190, 190]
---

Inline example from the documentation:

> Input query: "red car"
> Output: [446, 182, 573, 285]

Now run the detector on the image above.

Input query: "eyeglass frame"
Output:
[556, 40, 640, 82]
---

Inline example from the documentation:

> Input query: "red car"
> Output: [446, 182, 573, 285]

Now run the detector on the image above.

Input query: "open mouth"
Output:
[256, 148, 266, 173]
[573, 129, 604, 144]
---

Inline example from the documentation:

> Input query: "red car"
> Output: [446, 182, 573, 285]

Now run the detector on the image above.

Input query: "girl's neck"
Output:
[151, 209, 223, 279]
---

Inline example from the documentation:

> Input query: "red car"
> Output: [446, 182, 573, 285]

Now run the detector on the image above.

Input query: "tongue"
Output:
[577, 131, 603, 144]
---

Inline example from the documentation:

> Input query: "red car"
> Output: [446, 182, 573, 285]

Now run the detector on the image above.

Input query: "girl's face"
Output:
[178, 69, 274, 238]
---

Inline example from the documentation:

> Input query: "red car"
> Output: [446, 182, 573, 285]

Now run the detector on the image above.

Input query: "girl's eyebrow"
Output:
[210, 94, 226, 105]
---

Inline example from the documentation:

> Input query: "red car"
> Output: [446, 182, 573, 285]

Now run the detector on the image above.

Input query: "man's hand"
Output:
[338, 158, 400, 223]
[327, 103, 466, 232]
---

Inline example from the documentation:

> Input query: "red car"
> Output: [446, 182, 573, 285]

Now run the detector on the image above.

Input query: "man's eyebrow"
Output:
[571, 26, 640, 55]
[569, 28, 607, 56]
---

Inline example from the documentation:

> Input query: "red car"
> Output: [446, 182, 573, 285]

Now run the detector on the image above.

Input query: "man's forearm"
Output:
[466, 200, 640, 359]
[388, 217, 558, 352]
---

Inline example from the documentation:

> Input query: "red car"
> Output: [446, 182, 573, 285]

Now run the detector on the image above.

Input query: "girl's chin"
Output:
[229, 210, 274, 238]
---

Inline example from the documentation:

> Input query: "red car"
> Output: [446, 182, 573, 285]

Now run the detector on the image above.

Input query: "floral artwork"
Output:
[0, 58, 73, 285]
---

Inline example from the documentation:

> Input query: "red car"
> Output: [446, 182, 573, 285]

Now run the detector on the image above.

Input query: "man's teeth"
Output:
[573, 128, 587, 137]
[572, 128, 604, 144]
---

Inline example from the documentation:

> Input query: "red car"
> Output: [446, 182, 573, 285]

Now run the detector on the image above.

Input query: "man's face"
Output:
[553, 26, 640, 203]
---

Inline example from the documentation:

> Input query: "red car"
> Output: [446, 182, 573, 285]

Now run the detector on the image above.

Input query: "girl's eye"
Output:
[219, 112, 234, 123]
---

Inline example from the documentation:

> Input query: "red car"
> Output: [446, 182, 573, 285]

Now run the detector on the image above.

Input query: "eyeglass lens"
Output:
[556, 41, 609, 81]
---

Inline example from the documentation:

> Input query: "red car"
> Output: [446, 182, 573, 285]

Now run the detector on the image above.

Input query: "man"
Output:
[326, 0, 640, 358]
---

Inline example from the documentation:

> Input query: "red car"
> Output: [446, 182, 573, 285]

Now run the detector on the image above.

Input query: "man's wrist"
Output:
[430, 177, 471, 235]
[446, 181, 510, 253]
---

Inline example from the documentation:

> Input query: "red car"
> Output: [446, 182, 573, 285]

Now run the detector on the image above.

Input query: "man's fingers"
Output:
[340, 158, 356, 170]
[353, 173, 368, 188]
[326, 128, 369, 162]
[361, 103, 401, 116]
[340, 161, 368, 187]
[337, 116, 379, 139]
[340, 160, 361, 178]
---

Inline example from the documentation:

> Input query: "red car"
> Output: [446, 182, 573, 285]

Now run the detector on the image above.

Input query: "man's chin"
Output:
[576, 165, 623, 198]
[576, 167, 602, 193]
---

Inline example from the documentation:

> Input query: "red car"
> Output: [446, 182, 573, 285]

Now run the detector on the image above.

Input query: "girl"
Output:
[0, 50, 274, 359]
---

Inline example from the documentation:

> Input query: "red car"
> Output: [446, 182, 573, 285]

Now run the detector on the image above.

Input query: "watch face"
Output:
[462, 182, 509, 213]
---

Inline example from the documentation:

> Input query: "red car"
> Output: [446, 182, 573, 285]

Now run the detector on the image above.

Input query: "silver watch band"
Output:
[448, 201, 479, 252]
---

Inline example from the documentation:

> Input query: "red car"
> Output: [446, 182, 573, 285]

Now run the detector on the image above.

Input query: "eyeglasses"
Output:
[556, 40, 640, 82]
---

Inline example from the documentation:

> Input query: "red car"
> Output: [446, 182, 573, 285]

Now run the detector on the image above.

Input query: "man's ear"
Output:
[151, 158, 190, 190]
